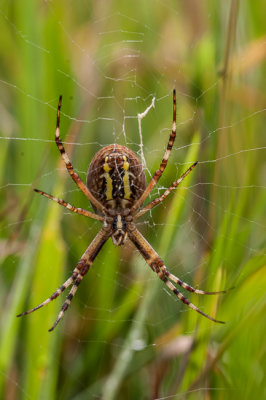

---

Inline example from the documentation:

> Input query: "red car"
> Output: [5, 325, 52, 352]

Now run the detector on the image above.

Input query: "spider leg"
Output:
[131, 89, 177, 214]
[128, 226, 225, 323]
[17, 274, 78, 316]
[34, 189, 104, 221]
[17, 228, 110, 331]
[48, 270, 85, 332]
[134, 161, 198, 219]
[162, 265, 229, 295]
[154, 268, 224, 323]
[55, 96, 106, 214]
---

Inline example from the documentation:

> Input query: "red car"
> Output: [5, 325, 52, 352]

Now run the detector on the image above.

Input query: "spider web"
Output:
[0, 2, 265, 400]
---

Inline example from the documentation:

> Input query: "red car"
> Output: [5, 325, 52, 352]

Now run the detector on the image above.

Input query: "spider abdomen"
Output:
[87, 144, 146, 212]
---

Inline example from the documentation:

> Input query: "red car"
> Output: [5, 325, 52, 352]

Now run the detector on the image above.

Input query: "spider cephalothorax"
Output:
[110, 214, 128, 246]
[17, 90, 228, 331]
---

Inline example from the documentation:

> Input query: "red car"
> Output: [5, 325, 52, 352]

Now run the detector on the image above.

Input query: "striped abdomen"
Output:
[87, 144, 146, 212]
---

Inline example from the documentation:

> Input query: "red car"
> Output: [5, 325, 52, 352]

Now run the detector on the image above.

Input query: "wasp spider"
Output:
[17, 90, 228, 331]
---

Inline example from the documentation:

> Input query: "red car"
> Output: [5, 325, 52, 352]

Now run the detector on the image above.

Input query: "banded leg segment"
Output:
[48, 270, 85, 331]
[128, 226, 225, 323]
[17, 273, 78, 316]
[155, 270, 224, 323]
[131, 89, 177, 214]
[34, 189, 104, 221]
[55, 96, 105, 214]
[48, 228, 109, 331]
[17, 228, 110, 331]
[135, 161, 198, 219]
[161, 267, 229, 295]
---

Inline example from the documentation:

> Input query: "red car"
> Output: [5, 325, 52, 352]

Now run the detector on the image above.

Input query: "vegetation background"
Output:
[0, 1, 265, 399]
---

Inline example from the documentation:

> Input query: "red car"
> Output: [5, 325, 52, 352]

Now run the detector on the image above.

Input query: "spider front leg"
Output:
[130, 89, 177, 214]
[128, 226, 226, 323]
[55, 96, 106, 214]
[17, 228, 110, 331]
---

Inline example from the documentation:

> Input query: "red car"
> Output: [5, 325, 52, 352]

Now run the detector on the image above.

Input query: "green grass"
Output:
[0, 1, 265, 399]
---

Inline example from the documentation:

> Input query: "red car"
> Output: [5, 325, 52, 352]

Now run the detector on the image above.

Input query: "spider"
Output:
[17, 90, 228, 331]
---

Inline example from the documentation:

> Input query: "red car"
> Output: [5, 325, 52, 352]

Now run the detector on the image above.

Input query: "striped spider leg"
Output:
[130, 89, 177, 214]
[32, 96, 105, 222]
[128, 226, 227, 323]
[55, 96, 106, 214]
[17, 228, 110, 331]
[134, 161, 198, 219]
[33, 189, 104, 222]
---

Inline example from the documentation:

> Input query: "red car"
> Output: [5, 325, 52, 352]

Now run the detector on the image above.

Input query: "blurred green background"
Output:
[0, 1, 265, 399]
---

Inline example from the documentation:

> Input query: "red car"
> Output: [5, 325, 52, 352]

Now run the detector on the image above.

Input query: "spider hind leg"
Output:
[17, 228, 110, 331]
[162, 266, 229, 295]
[128, 226, 226, 324]
[17, 273, 78, 317]
[48, 274, 83, 331]
[156, 267, 225, 324]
